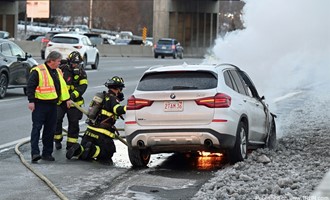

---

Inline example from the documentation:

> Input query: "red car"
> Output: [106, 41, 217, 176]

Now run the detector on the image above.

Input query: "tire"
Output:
[128, 148, 150, 168]
[265, 120, 277, 150]
[41, 51, 45, 60]
[154, 54, 158, 59]
[91, 54, 99, 70]
[82, 55, 87, 69]
[229, 121, 248, 164]
[0, 73, 8, 99]
[161, 55, 165, 59]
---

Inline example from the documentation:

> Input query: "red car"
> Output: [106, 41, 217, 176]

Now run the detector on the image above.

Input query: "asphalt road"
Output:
[0, 57, 226, 200]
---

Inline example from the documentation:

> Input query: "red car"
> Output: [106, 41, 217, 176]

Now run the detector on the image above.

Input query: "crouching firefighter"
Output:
[66, 76, 126, 165]
[54, 51, 88, 150]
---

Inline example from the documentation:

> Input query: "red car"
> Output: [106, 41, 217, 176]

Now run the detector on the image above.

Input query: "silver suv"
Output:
[124, 63, 277, 167]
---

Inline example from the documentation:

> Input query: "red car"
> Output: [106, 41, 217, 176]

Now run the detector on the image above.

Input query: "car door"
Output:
[82, 37, 96, 63]
[1, 42, 28, 86]
[229, 70, 266, 142]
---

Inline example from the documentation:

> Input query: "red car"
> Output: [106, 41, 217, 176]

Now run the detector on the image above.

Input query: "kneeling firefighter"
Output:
[66, 76, 126, 165]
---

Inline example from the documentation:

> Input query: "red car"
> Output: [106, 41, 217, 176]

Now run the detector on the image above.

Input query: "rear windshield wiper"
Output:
[172, 86, 198, 90]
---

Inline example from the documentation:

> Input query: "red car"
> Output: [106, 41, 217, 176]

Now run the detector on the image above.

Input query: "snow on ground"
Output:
[193, 88, 330, 200]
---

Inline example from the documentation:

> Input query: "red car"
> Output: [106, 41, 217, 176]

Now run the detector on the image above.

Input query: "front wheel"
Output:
[128, 148, 150, 168]
[265, 120, 277, 149]
[229, 121, 248, 164]
[0, 73, 8, 99]
[82, 55, 87, 69]
[91, 54, 99, 70]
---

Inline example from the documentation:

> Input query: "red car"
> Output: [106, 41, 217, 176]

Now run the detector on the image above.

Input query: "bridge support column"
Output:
[0, 1, 18, 38]
[153, 0, 219, 56]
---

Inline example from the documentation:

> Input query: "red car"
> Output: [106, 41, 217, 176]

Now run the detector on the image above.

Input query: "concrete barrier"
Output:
[14, 40, 207, 58]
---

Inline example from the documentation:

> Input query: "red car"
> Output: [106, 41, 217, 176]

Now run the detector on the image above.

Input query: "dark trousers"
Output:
[55, 105, 83, 149]
[30, 102, 57, 156]
[80, 128, 116, 161]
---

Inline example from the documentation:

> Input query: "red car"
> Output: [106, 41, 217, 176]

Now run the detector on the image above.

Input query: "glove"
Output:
[70, 93, 76, 101]
[117, 92, 124, 101]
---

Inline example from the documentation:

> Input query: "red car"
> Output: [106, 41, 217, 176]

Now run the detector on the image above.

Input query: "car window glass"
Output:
[223, 71, 234, 90]
[158, 40, 172, 45]
[84, 37, 92, 46]
[137, 71, 217, 91]
[229, 70, 248, 95]
[52, 37, 79, 44]
[10, 43, 25, 57]
[1, 43, 12, 56]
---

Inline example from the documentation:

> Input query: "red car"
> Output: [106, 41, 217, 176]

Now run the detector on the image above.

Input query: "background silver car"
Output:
[124, 63, 277, 167]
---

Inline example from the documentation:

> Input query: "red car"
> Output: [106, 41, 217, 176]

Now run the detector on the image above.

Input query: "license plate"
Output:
[161, 46, 166, 49]
[164, 101, 183, 112]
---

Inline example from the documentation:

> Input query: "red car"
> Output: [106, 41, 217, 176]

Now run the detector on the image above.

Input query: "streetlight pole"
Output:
[89, 0, 93, 29]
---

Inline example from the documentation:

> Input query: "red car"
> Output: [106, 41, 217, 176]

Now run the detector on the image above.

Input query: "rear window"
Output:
[157, 40, 172, 45]
[51, 37, 79, 44]
[137, 71, 217, 91]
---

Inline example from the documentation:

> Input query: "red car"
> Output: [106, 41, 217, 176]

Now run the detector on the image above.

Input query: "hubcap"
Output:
[240, 128, 247, 158]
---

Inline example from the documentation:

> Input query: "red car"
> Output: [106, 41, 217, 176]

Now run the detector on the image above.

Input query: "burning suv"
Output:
[124, 63, 277, 167]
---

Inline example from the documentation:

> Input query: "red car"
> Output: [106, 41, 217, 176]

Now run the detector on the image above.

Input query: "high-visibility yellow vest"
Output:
[31, 64, 70, 102]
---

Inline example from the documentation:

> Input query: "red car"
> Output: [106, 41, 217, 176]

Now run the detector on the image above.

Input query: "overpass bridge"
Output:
[0, 0, 235, 55]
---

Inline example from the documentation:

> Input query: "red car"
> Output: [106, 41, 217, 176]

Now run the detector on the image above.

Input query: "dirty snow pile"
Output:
[193, 89, 330, 200]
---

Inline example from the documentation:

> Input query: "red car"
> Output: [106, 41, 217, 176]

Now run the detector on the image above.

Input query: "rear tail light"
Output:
[154, 44, 157, 48]
[195, 93, 231, 108]
[127, 95, 153, 110]
[73, 45, 83, 49]
[41, 38, 49, 43]
[171, 45, 175, 49]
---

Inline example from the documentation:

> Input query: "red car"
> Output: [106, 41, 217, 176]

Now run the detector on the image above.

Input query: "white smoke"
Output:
[205, 0, 330, 103]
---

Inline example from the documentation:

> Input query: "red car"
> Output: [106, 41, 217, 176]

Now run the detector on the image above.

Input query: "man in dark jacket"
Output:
[54, 51, 88, 151]
[66, 76, 126, 165]
[27, 51, 71, 162]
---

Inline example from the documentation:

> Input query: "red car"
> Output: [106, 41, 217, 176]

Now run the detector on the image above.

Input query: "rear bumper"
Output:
[125, 128, 236, 154]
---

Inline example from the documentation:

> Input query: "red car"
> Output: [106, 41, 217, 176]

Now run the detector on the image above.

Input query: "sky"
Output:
[205, 0, 330, 105]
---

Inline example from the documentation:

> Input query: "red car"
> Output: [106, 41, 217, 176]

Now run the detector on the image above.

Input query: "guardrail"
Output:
[14, 40, 207, 58]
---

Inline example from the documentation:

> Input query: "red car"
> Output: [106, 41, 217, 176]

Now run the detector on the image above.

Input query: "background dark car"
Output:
[41, 31, 65, 59]
[153, 38, 183, 59]
[0, 39, 38, 98]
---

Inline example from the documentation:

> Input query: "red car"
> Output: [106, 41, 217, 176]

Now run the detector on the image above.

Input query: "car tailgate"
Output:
[133, 91, 215, 126]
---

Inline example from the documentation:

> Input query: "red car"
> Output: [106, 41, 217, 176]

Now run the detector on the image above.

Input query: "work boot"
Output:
[41, 155, 55, 161]
[66, 143, 81, 160]
[55, 142, 62, 150]
[99, 158, 113, 166]
[31, 154, 41, 163]
[81, 142, 93, 160]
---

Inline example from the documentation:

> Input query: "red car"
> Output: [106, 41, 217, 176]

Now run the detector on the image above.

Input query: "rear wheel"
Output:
[128, 148, 150, 168]
[161, 55, 165, 59]
[91, 54, 99, 70]
[229, 121, 248, 164]
[0, 73, 8, 99]
[154, 54, 158, 58]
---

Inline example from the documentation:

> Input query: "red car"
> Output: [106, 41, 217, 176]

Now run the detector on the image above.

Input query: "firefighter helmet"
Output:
[68, 51, 83, 64]
[104, 76, 125, 89]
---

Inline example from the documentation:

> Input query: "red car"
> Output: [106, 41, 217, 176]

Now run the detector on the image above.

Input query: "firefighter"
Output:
[66, 76, 126, 165]
[54, 51, 88, 150]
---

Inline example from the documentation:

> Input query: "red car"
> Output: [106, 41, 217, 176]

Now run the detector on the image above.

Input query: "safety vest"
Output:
[31, 64, 70, 102]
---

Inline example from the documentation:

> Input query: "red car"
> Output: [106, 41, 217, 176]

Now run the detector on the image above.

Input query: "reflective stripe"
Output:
[113, 104, 120, 115]
[72, 90, 79, 98]
[79, 79, 88, 85]
[54, 134, 63, 140]
[101, 109, 113, 117]
[92, 145, 100, 158]
[124, 105, 126, 112]
[67, 137, 78, 143]
[87, 125, 116, 138]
